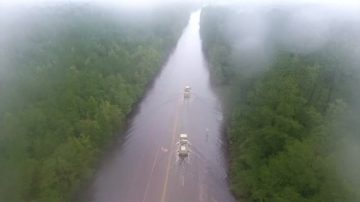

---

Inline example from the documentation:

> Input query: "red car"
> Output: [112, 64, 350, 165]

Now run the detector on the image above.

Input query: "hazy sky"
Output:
[0, 0, 199, 8]
[2, 0, 360, 8]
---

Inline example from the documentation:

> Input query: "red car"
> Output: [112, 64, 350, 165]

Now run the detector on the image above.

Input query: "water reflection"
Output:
[84, 11, 235, 202]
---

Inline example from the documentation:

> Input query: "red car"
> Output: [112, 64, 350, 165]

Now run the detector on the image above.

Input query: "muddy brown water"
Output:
[83, 11, 236, 202]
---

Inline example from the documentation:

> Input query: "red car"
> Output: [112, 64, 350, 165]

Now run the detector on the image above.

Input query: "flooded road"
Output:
[84, 11, 235, 202]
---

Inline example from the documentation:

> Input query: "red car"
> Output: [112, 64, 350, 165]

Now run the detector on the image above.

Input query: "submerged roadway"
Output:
[83, 11, 236, 202]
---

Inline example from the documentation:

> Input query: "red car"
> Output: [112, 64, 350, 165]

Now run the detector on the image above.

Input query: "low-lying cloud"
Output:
[217, 1, 360, 71]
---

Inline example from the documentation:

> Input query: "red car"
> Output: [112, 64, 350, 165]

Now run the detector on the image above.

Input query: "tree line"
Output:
[200, 6, 360, 202]
[0, 4, 191, 201]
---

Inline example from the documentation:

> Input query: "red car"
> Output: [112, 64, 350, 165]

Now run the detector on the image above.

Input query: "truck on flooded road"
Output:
[178, 133, 189, 157]
[184, 86, 191, 99]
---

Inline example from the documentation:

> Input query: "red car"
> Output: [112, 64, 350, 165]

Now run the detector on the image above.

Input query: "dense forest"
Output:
[200, 6, 360, 202]
[0, 3, 190, 202]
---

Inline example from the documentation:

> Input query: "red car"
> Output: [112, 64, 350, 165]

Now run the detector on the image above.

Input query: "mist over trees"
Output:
[200, 4, 360, 202]
[0, 3, 190, 201]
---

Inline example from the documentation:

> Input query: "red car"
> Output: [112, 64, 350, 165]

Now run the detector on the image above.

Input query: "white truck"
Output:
[184, 86, 191, 99]
[178, 133, 189, 157]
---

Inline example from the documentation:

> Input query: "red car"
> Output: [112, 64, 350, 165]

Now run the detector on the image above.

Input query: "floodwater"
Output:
[83, 11, 236, 202]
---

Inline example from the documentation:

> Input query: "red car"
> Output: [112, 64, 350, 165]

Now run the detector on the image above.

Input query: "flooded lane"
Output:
[84, 11, 236, 202]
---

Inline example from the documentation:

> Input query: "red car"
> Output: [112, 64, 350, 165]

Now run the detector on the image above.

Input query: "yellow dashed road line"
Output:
[160, 98, 181, 202]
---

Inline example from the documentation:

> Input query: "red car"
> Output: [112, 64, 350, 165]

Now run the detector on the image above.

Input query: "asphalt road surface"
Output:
[83, 10, 236, 202]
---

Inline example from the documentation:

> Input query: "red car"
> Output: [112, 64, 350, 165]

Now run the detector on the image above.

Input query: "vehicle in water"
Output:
[184, 86, 191, 98]
[178, 133, 189, 157]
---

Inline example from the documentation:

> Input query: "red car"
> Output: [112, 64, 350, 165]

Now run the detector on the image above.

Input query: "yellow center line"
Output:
[160, 98, 181, 202]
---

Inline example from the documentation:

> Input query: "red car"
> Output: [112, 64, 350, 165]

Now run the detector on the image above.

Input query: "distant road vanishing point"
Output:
[83, 10, 236, 202]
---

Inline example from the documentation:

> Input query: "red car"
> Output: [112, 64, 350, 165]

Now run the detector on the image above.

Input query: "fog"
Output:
[206, 0, 360, 198]
[0, 0, 199, 81]
[1, 0, 360, 199]
[0, 0, 200, 9]
[215, 0, 360, 74]
[0, 1, 196, 201]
